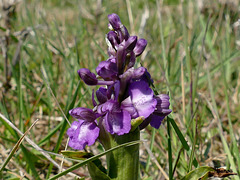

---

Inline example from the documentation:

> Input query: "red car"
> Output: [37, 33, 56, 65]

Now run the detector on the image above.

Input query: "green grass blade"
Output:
[168, 117, 189, 151]
[167, 117, 173, 180]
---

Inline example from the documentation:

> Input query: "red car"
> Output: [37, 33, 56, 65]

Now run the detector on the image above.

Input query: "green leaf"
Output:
[168, 117, 189, 151]
[87, 162, 111, 180]
[181, 166, 215, 180]
[61, 150, 109, 179]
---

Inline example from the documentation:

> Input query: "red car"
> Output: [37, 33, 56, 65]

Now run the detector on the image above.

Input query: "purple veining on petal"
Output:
[121, 96, 138, 117]
[154, 94, 172, 116]
[127, 80, 157, 119]
[67, 120, 99, 150]
[104, 110, 131, 135]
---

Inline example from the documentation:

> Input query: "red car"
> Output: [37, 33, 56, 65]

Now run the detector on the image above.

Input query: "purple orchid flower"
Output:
[67, 108, 100, 150]
[67, 13, 171, 150]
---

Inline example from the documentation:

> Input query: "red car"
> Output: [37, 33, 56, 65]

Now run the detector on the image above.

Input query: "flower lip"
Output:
[67, 120, 99, 150]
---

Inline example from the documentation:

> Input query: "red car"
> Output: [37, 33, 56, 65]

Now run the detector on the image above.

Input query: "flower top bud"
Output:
[108, 13, 122, 30]
[78, 68, 98, 85]
[69, 107, 96, 122]
[133, 39, 147, 57]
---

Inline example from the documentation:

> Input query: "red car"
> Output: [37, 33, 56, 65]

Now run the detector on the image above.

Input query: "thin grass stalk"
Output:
[167, 117, 173, 180]
[145, 128, 156, 172]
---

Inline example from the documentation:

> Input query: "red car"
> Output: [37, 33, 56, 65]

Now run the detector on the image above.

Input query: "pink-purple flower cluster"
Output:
[67, 13, 172, 150]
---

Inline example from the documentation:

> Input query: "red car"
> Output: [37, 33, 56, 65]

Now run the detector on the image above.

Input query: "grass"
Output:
[0, 0, 240, 179]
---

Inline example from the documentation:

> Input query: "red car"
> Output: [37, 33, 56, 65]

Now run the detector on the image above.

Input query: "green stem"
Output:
[106, 128, 140, 180]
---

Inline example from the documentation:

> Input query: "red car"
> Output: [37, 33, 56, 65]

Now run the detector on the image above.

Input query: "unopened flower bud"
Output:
[108, 13, 122, 30]
[133, 39, 147, 57]
[78, 68, 98, 85]
[96, 87, 108, 104]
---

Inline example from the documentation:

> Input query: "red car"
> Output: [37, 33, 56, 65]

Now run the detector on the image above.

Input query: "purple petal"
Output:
[128, 81, 157, 118]
[119, 67, 145, 85]
[96, 87, 108, 104]
[125, 36, 137, 51]
[69, 107, 96, 122]
[126, 52, 136, 69]
[113, 80, 120, 101]
[97, 100, 115, 115]
[133, 67, 146, 78]
[133, 39, 147, 57]
[67, 121, 99, 150]
[155, 94, 170, 109]
[104, 110, 131, 135]
[78, 68, 98, 85]
[116, 44, 126, 74]
[154, 94, 172, 116]
[121, 96, 138, 118]
[96, 59, 118, 80]
[149, 114, 165, 129]
[140, 69, 154, 84]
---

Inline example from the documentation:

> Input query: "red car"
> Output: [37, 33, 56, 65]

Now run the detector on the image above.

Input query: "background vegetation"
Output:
[0, 0, 240, 179]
